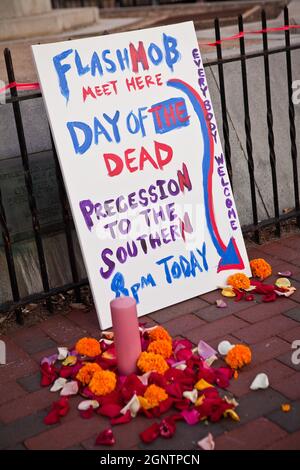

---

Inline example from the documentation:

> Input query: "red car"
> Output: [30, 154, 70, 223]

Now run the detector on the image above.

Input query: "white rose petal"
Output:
[57, 347, 68, 360]
[78, 400, 99, 411]
[218, 340, 235, 356]
[120, 394, 140, 418]
[250, 373, 269, 390]
[50, 377, 67, 392]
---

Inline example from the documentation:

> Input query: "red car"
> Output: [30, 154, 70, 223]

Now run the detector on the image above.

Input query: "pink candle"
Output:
[110, 296, 142, 376]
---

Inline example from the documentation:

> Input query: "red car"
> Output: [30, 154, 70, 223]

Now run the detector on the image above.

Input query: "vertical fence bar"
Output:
[50, 131, 81, 302]
[4, 48, 52, 312]
[0, 187, 23, 323]
[238, 15, 260, 244]
[284, 6, 300, 227]
[261, 10, 280, 237]
[214, 18, 233, 185]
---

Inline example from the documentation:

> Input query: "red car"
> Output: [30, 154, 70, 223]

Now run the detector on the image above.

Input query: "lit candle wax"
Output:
[110, 296, 142, 376]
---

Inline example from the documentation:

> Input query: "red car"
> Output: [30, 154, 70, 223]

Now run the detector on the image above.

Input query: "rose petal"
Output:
[137, 372, 151, 386]
[159, 417, 176, 438]
[110, 410, 132, 425]
[57, 347, 68, 361]
[218, 340, 235, 356]
[278, 271, 292, 277]
[50, 377, 67, 392]
[182, 389, 198, 404]
[60, 380, 79, 396]
[198, 433, 215, 450]
[181, 408, 200, 425]
[216, 299, 227, 308]
[250, 373, 269, 390]
[44, 409, 60, 425]
[80, 406, 94, 419]
[95, 428, 115, 446]
[62, 355, 77, 366]
[78, 400, 99, 411]
[140, 423, 160, 443]
[198, 340, 218, 360]
[99, 403, 122, 419]
[204, 355, 218, 367]
[120, 394, 140, 418]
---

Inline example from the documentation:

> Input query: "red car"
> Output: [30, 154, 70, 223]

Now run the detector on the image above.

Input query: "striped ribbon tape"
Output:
[0, 24, 299, 95]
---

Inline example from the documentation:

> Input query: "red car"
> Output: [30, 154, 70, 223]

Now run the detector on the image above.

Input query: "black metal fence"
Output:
[0, 7, 299, 323]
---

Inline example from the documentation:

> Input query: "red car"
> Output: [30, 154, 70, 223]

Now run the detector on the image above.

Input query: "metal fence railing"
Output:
[0, 6, 299, 322]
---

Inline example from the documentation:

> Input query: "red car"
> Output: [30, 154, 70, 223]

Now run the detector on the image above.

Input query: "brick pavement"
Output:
[0, 234, 300, 450]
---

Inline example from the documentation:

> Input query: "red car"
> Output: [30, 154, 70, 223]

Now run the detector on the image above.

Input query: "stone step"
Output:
[0, 8, 99, 41]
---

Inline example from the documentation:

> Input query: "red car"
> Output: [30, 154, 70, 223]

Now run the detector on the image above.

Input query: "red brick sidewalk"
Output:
[1, 234, 300, 450]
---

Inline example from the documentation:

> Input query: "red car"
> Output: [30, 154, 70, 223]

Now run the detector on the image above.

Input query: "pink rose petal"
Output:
[216, 299, 227, 308]
[198, 340, 217, 361]
[198, 433, 215, 450]
[181, 409, 200, 425]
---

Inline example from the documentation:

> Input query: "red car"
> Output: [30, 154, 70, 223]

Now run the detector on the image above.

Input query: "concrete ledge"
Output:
[0, 8, 99, 41]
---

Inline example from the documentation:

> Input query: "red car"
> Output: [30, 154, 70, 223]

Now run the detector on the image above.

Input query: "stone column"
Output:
[0, 0, 52, 19]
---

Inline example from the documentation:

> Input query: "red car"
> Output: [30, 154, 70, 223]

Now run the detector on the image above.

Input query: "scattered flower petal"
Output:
[159, 417, 176, 438]
[80, 406, 94, 419]
[281, 403, 291, 412]
[60, 380, 79, 396]
[95, 428, 115, 446]
[110, 410, 132, 425]
[140, 423, 160, 443]
[216, 299, 227, 308]
[278, 271, 292, 277]
[62, 355, 77, 366]
[204, 355, 218, 367]
[198, 433, 215, 450]
[57, 347, 68, 360]
[275, 277, 291, 288]
[120, 394, 140, 418]
[221, 287, 236, 298]
[250, 373, 269, 390]
[50, 377, 67, 392]
[198, 340, 218, 360]
[224, 409, 240, 421]
[181, 408, 200, 425]
[183, 389, 198, 403]
[218, 340, 235, 356]
[78, 400, 99, 411]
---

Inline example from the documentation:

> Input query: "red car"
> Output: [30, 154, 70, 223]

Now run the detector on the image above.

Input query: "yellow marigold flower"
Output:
[137, 351, 169, 375]
[250, 258, 272, 280]
[148, 326, 172, 343]
[281, 403, 291, 412]
[227, 273, 251, 290]
[148, 339, 172, 359]
[143, 384, 168, 408]
[88, 369, 117, 396]
[75, 337, 101, 357]
[225, 344, 252, 369]
[76, 363, 101, 385]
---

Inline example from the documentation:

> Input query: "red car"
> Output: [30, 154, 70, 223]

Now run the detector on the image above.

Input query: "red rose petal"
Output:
[95, 428, 115, 446]
[98, 403, 122, 419]
[80, 406, 94, 419]
[140, 423, 160, 444]
[159, 417, 176, 438]
[110, 410, 132, 425]
[44, 409, 60, 425]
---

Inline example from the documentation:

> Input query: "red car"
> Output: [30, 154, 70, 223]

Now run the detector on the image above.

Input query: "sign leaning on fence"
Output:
[32, 22, 250, 329]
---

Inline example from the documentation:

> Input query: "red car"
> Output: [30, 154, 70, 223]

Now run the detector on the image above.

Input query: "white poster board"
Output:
[32, 22, 250, 329]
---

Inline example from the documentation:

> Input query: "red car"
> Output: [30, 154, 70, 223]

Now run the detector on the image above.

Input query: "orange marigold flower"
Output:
[88, 369, 117, 396]
[76, 363, 101, 385]
[227, 273, 250, 290]
[148, 326, 172, 343]
[281, 403, 291, 412]
[250, 258, 272, 280]
[75, 337, 101, 357]
[148, 339, 172, 359]
[225, 344, 252, 369]
[137, 351, 169, 375]
[143, 384, 168, 408]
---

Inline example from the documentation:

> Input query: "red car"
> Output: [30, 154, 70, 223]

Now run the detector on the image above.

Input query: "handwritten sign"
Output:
[32, 22, 250, 329]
